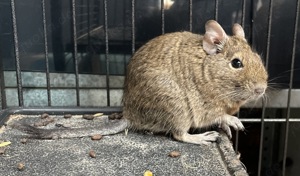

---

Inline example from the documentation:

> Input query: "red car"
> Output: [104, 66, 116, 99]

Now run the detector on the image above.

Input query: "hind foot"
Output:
[173, 131, 219, 145]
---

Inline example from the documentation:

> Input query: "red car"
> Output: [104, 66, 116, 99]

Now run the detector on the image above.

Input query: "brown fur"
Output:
[123, 21, 268, 144]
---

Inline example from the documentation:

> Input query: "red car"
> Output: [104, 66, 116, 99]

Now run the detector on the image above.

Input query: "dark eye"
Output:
[231, 58, 243, 68]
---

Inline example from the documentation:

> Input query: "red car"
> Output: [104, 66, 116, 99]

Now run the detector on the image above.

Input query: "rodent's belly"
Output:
[184, 90, 225, 128]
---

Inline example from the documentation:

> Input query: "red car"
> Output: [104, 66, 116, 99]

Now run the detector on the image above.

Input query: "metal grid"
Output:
[0, 0, 300, 175]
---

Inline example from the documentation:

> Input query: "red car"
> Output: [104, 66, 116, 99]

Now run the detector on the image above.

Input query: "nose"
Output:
[254, 83, 266, 95]
[255, 87, 265, 95]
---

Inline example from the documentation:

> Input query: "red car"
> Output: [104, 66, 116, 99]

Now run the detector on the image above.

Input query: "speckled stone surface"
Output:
[0, 114, 248, 176]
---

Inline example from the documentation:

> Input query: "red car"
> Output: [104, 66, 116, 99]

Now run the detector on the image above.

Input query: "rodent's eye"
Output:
[231, 58, 243, 69]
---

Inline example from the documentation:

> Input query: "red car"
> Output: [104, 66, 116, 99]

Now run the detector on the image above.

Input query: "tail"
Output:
[11, 118, 129, 139]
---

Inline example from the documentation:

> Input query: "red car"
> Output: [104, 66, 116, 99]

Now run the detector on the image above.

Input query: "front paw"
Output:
[219, 123, 232, 138]
[222, 114, 244, 131]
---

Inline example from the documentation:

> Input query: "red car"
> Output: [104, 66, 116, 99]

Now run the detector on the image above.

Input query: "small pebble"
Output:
[108, 113, 123, 120]
[20, 138, 28, 144]
[40, 113, 49, 119]
[168, 151, 181, 158]
[83, 114, 94, 120]
[89, 150, 96, 158]
[91, 134, 103, 140]
[17, 163, 25, 171]
[34, 117, 54, 127]
[0, 147, 6, 154]
[64, 114, 72, 119]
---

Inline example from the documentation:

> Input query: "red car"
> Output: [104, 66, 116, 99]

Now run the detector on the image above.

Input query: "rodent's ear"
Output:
[232, 23, 245, 39]
[203, 20, 228, 55]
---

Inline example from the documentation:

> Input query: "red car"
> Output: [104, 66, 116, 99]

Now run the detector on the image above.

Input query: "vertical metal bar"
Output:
[241, 0, 246, 27]
[0, 26, 6, 109]
[258, 102, 267, 176]
[235, 112, 240, 152]
[214, 0, 219, 21]
[234, 129, 239, 152]
[282, 0, 299, 175]
[72, 0, 80, 106]
[131, 0, 135, 54]
[235, 0, 247, 153]
[41, 0, 51, 106]
[189, 0, 192, 32]
[258, 0, 273, 175]
[161, 0, 165, 34]
[10, 0, 23, 107]
[87, 0, 91, 48]
[264, 0, 273, 71]
[104, 0, 110, 106]
[0, 58, 5, 109]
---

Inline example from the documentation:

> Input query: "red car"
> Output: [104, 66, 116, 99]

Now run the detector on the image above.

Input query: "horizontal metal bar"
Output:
[240, 118, 300, 122]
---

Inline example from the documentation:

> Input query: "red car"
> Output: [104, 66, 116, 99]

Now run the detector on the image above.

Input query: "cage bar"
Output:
[161, 0, 165, 34]
[241, 0, 246, 27]
[10, 0, 23, 107]
[240, 118, 300, 122]
[214, 0, 219, 21]
[72, 0, 80, 106]
[282, 0, 300, 175]
[189, 0, 192, 32]
[104, 0, 110, 106]
[131, 0, 135, 54]
[257, 0, 274, 175]
[41, 0, 51, 106]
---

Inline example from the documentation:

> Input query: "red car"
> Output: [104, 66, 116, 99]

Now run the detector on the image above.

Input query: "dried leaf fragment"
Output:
[93, 113, 104, 117]
[0, 141, 11, 147]
[144, 170, 153, 176]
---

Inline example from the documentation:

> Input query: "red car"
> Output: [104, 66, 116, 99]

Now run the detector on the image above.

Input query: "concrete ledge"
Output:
[0, 114, 247, 175]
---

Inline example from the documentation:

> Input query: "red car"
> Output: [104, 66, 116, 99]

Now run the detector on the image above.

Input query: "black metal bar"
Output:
[240, 119, 300, 122]
[258, 101, 267, 176]
[131, 0, 135, 54]
[241, 0, 246, 27]
[235, 112, 240, 152]
[0, 39, 6, 109]
[41, 0, 51, 106]
[235, 130, 239, 152]
[87, 0, 91, 49]
[72, 0, 80, 106]
[104, 0, 110, 106]
[214, 0, 219, 21]
[258, 0, 273, 175]
[189, 0, 192, 32]
[161, 0, 165, 34]
[282, 0, 300, 175]
[10, 0, 23, 107]
[235, 0, 246, 153]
